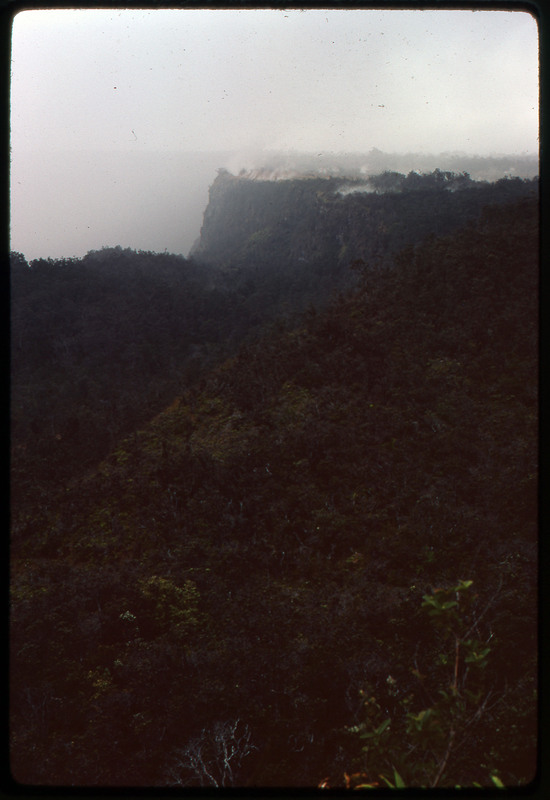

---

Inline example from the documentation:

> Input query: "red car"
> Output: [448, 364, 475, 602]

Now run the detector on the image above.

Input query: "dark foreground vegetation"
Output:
[10, 171, 538, 787]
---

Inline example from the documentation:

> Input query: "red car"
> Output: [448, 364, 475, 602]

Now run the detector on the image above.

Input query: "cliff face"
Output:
[190, 169, 342, 268]
[190, 169, 538, 280]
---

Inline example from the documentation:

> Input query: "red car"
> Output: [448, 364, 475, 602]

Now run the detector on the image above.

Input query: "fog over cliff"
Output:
[10, 8, 538, 262]
[224, 149, 539, 183]
[10, 148, 539, 263]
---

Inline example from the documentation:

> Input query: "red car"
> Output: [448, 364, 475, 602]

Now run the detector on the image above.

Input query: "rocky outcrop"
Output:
[190, 168, 539, 282]
[190, 170, 340, 267]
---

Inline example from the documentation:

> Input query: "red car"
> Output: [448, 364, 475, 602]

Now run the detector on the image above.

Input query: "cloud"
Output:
[10, 8, 539, 259]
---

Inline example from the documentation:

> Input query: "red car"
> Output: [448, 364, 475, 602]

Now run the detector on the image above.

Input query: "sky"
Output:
[10, 7, 539, 261]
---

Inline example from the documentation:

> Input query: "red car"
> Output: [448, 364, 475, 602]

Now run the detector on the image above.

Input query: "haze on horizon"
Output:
[10, 7, 539, 262]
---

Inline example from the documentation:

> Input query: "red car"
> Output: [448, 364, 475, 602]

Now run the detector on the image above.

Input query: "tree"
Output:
[166, 719, 257, 787]
[324, 580, 536, 789]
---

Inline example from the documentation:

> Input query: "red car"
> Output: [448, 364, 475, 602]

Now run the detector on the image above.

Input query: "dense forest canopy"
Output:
[10, 169, 538, 788]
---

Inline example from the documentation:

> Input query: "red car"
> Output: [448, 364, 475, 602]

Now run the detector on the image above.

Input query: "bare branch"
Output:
[431, 726, 456, 788]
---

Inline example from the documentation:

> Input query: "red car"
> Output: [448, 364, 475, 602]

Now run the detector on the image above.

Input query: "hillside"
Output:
[12, 172, 536, 508]
[10, 248, 224, 504]
[10, 193, 538, 787]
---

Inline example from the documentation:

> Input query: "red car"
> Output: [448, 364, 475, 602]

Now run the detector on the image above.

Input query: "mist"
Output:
[10, 149, 234, 261]
[10, 8, 539, 262]
[10, 147, 538, 263]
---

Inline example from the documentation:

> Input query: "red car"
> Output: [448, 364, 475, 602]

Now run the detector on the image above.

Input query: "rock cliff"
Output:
[190, 168, 538, 285]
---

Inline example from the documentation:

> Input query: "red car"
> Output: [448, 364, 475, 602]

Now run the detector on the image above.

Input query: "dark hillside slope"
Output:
[10, 197, 538, 787]
[10, 247, 238, 504]
[11, 175, 537, 507]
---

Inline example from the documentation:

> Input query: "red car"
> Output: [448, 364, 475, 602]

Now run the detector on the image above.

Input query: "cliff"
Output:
[190, 169, 342, 266]
[191, 168, 538, 282]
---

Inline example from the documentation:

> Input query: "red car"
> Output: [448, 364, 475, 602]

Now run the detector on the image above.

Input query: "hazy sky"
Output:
[10, 7, 539, 260]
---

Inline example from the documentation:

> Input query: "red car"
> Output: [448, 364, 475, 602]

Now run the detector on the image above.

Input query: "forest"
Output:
[10, 169, 538, 789]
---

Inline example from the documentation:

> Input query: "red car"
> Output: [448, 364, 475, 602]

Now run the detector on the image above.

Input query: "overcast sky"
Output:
[10, 7, 539, 260]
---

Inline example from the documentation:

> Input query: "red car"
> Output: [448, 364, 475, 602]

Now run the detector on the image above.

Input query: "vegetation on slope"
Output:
[11, 172, 537, 509]
[10, 193, 538, 787]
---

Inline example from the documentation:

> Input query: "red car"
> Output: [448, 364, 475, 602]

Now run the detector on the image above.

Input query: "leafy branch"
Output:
[327, 580, 509, 790]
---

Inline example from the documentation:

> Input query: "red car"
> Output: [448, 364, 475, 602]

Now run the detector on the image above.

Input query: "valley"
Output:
[9, 169, 539, 788]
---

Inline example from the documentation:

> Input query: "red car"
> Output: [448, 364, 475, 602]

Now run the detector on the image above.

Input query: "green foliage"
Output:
[10, 184, 537, 786]
[138, 575, 201, 636]
[338, 580, 531, 789]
